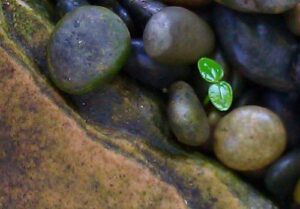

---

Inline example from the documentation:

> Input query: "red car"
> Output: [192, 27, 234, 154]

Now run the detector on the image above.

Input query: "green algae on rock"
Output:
[1, 0, 54, 73]
[168, 81, 210, 146]
[215, 0, 300, 14]
[214, 106, 286, 171]
[48, 6, 131, 94]
[69, 75, 182, 154]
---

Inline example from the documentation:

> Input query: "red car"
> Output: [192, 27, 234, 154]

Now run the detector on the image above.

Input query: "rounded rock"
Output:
[48, 6, 131, 94]
[168, 81, 210, 146]
[214, 6, 297, 92]
[214, 106, 286, 171]
[265, 149, 300, 197]
[143, 6, 215, 65]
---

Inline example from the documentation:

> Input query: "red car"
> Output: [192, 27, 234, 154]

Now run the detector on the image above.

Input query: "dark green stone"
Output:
[214, 6, 297, 92]
[48, 6, 131, 94]
[265, 149, 300, 198]
[215, 0, 300, 14]
[123, 39, 190, 90]
[167, 81, 210, 146]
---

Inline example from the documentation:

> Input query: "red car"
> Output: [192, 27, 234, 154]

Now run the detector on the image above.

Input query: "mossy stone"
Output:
[48, 6, 131, 94]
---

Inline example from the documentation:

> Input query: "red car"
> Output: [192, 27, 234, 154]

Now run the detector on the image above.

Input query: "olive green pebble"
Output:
[214, 106, 286, 171]
[286, 3, 300, 36]
[295, 179, 300, 204]
[168, 81, 210, 146]
[48, 6, 131, 94]
[143, 6, 215, 65]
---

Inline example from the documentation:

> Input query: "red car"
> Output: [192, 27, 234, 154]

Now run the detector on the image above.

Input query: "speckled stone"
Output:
[214, 106, 286, 171]
[168, 81, 210, 146]
[48, 6, 130, 94]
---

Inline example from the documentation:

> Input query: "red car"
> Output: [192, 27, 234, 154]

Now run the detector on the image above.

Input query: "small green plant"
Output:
[198, 57, 233, 111]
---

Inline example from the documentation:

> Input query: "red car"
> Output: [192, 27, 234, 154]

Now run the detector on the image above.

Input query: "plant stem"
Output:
[203, 95, 210, 106]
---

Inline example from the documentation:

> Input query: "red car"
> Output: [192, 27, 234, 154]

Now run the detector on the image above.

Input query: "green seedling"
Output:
[198, 57, 233, 111]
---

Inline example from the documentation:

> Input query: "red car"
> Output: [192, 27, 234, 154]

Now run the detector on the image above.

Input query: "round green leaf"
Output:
[198, 57, 224, 83]
[208, 81, 233, 111]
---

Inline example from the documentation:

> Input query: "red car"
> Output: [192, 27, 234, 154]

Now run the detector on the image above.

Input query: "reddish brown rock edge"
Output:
[0, 46, 187, 209]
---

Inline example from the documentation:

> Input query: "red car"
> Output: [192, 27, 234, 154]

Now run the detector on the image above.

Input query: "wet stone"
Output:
[214, 106, 287, 171]
[48, 6, 131, 94]
[144, 6, 215, 65]
[167, 81, 210, 146]
[123, 39, 190, 90]
[213, 6, 297, 92]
